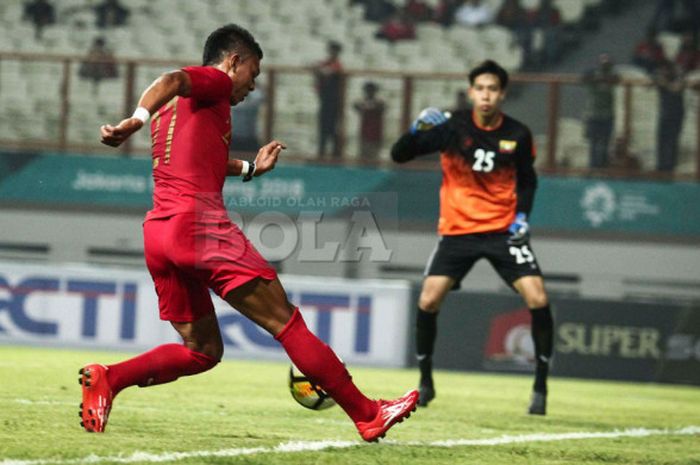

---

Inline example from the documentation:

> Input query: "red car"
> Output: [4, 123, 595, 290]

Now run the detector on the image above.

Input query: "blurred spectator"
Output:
[654, 60, 686, 173]
[680, 0, 700, 34]
[528, 0, 563, 65]
[404, 0, 433, 22]
[351, 0, 396, 23]
[609, 136, 641, 172]
[22, 0, 55, 40]
[632, 28, 667, 74]
[650, 0, 676, 32]
[582, 54, 620, 169]
[496, 0, 533, 67]
[79, 37, 119, 94]
[453, 90, 469, 112]
[433, 0, 461, 27]
[675, 31, 700, 73]
[314, 41, 344, 159]
[94, 0, 130, 29]
[231, 88, 264, 153]
[454, 0, 494, 28]
[376, 10, 417, 42]
[353, 82, 386, 162]
[650, 0, 700, 34]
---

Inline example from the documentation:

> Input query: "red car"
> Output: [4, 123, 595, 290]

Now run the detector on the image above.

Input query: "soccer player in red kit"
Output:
[80, 23, 418, 441]
[391, 60, 553, 415]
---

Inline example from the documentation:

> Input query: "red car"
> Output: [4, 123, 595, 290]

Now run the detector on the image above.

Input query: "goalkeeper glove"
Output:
[410, 107, 450, 134]
[507, 212, 529, 245]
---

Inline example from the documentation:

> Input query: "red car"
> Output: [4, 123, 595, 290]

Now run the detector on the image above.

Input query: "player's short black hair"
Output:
[328, 40, 343, 53]
[202, 23, 263, 66]
[363, 81, 378, 93]
[468, 60, 509, 89]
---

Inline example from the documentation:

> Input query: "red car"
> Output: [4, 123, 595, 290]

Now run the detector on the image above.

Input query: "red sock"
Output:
[275, 308, 378, 424]
[106, 343, 218, 396]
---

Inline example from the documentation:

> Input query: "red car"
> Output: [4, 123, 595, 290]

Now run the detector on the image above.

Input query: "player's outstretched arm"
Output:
[100, 118, 144, 147]
[391, 107, 450, 163]
[100, 70, 192, 147]
[409, 107, 450, 134]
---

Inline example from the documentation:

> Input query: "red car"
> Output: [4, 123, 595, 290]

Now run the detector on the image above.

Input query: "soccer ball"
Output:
[288, 364, 336, 410]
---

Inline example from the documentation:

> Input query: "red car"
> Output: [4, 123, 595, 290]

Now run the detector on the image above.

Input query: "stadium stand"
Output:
[0, 0, 697, 174]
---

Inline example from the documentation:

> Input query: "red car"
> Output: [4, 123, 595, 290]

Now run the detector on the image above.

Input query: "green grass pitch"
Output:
[0, 345, 698, 465]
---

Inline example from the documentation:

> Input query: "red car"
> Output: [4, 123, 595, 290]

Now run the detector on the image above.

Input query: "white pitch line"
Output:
[8, 399, 160, 413]
[12, 399, 74, 406]
[402, 425, 700, 447]
[1, 426, 698, 465]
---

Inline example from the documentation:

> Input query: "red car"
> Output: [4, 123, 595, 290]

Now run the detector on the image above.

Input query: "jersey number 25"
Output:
[473, 149, 495, 172]
[509, 245, 534, 264]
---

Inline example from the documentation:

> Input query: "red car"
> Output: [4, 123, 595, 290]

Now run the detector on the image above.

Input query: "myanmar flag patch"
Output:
[499, 140, 517, 153]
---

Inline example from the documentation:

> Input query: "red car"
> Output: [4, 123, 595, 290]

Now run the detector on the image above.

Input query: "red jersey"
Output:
[145, 66, 232, 221]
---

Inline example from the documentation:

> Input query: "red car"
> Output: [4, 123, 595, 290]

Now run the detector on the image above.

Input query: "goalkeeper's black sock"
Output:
[530, 305, 553, 394]
[416, 309, 438, 386]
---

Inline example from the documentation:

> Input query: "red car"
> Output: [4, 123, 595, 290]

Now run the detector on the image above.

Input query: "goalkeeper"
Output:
[391, 60, 554, 415]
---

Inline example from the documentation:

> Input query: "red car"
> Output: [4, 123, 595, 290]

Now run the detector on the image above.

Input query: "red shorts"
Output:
[143, 212, 277, 322]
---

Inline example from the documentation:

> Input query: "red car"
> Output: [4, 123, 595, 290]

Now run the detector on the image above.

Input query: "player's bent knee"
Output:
[204, 343, 224, 362]
[184, 339, 223, 362]
[526, 292, 549, 309]
[186, 347, 220, 378]
[418, 295, 441, 313]
[174, 325, 224, 362]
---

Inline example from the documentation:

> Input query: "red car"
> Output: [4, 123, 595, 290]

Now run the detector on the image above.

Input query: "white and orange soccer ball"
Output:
[288, 363, 337, 410]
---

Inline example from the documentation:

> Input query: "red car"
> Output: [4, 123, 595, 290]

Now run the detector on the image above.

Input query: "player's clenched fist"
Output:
[254, 140, 286, 176]
[100, 118, 144, 147]
[410, 107, 451, 134]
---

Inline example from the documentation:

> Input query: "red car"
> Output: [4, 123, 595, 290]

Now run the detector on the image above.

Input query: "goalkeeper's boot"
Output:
[79, 364, 113, 432]
[528, 391, 547, 415]
[355, 389, 419, 442]
[418, 382, 435, 407]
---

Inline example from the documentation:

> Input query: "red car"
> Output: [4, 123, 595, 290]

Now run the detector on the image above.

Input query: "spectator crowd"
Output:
[15, 0, 700, 174]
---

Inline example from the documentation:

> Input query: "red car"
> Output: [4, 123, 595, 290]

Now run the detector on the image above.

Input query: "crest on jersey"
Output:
[499, 139, 517, 153]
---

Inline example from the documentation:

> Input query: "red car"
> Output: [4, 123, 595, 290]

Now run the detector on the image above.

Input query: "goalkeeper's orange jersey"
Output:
[391, 109, 537, 236]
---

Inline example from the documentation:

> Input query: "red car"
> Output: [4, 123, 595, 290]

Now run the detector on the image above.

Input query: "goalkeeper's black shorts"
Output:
[424, 232, 542, 290]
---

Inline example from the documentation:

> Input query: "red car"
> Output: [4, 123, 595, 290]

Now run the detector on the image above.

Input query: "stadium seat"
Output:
[1, 2, 22, 25]
[556, 0, 586, 24]
[614, 64, 648, 79]
[556, 118, 590, 169]
[521, 0, 541, 9]
[613, 83, 657, 171]
[657, 32, 682, 60]
[484, 0, 505, 12]
[416, 24, 446, 44]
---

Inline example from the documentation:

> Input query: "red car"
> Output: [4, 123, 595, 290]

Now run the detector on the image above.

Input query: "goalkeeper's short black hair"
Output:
[468, 60, 509, 89]
[202, 23, 263, 66]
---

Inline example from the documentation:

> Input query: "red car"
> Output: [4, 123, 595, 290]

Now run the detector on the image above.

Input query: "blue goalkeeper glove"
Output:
[410, 107, 450, 134]
[507, 212, 529, 245]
